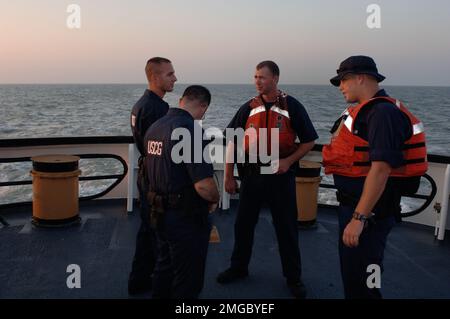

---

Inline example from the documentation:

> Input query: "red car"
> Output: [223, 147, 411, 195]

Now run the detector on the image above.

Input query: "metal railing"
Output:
[0, 137, 446, 227]
[318, 173, 437, 218]
[0, 153, 128, 210]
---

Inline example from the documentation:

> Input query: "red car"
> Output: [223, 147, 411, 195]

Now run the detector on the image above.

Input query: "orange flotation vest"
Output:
[322, 96, 428, 177]
[243, 91, 297, 158]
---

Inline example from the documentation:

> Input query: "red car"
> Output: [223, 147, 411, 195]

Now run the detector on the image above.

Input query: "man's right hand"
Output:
[208, 202, 218, 214]
[225, 175, 238, 194]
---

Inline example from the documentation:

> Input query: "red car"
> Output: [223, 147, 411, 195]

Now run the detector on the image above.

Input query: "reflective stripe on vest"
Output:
[270, 105, 290, 118]
[244, 92, 297, 158]
[249, 105, 265, 117]
[322, 96, 428, 177]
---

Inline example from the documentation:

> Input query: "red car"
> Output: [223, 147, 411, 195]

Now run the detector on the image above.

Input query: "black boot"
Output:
[128, 276, 152, 295]
[287, 279, 307, 299]
[216, 268, 249, 284]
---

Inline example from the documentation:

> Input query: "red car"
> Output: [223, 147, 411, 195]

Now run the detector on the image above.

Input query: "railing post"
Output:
[215, 169, 230, 210]
[127, 144, 136, 213]
[437, 164, 450, 240]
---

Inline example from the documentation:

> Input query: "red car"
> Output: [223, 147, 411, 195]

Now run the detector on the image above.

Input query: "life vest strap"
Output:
[353, 142, 426, 153]
[353, 157, 426, 167]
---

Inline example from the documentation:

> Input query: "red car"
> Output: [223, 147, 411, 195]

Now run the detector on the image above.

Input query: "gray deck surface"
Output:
[1, 199, 449, 299]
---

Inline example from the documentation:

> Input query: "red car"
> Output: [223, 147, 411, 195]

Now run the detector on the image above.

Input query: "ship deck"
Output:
[1, 199, 450, 299]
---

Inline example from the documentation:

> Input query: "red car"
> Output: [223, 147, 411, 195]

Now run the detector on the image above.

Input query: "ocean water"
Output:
[1, 84, 449, 206]
[1, 84, 449, 154]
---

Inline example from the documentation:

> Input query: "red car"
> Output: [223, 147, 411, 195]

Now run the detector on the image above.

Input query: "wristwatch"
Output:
[352, 211, 374, 226]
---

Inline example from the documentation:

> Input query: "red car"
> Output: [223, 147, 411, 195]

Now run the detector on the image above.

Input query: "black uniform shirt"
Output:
[144, 108, 214, 194]
[131, 89, 169, 156]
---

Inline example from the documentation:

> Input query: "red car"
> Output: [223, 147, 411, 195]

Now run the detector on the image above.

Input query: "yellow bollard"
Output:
[31, 155, 81, 227]
[295, 160, 322, 229]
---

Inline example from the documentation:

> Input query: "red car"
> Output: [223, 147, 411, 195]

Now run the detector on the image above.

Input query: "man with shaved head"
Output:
[129, 57, 177, 295]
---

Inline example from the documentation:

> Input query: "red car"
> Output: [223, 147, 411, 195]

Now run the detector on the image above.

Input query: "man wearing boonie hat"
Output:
[323, 56, 428, 299]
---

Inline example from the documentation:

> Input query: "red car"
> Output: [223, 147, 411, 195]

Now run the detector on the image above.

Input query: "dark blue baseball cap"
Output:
[330, 55, 385, 86]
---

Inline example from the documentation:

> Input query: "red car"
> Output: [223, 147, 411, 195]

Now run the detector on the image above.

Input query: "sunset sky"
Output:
[1, 0, 450, 85]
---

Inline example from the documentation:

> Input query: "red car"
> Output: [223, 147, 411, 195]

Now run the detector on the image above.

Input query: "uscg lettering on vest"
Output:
[147, 140, 163, 156]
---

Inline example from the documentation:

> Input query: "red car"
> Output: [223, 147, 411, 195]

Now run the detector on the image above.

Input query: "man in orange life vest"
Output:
[323, 56, 427, 298]
[217, 61, 318, 299]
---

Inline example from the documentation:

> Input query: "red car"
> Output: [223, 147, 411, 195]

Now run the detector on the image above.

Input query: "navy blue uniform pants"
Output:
[338, 204, 395, 299]
[230, 171, 302, 283]
[152, 209, 211, 299]
[129, 168, 157, 282]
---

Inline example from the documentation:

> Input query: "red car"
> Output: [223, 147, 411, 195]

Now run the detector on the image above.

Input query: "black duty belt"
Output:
[238, 163, 272, 177]
[147, 191, 183, 210]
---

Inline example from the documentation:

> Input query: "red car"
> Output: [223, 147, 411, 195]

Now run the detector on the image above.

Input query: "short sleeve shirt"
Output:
[144, 108, 214, 194]
[131, 89, 169, 156]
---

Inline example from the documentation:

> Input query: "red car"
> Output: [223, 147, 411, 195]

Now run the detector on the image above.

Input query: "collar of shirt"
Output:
[373, 89, 389, 98]
[167, 107, 194, 120]
[145, 89, 168, 104]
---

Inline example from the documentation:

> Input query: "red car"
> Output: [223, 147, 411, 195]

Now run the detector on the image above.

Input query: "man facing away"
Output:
[145, 85, 219, 298]
[217, 60, 318, 299]
[128, 57, 177, 295]
[323, 55, 427, 298]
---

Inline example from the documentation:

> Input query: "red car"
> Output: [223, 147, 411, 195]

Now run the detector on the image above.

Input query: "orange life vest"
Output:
[243, 91, 297, 158]
[322, 96, 428, 177]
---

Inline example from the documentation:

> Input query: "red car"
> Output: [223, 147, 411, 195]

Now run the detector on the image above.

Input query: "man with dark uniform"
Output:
[216, 61, 318, 299]
[128, 57, 177, 295]
[323, 56, 427, 298]
[145, 85, 220, 299]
